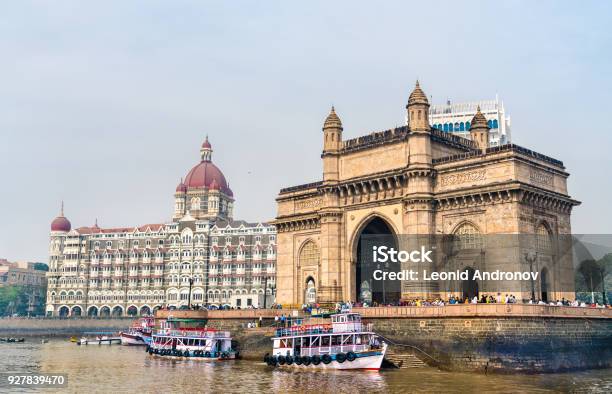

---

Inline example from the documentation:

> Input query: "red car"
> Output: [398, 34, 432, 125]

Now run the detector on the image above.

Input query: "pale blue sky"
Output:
[1, 1, 611, 261]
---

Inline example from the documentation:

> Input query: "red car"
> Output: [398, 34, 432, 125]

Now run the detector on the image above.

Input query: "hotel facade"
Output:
[46, 138, 276, 317]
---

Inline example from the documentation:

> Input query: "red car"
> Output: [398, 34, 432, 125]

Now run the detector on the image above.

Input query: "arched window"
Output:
[454, 122, 460, 131]
[492, 119, 499, 129]
[459, 122, 465, 131]
[299, 241, 319, 267]
[453, 223, 483, 250]
[466, 121, 471, 129]
[443, 123, 449, 132]
[449, 123, 454, 132]
[487, 120, 493, 128]
[536, 223, 553, 252]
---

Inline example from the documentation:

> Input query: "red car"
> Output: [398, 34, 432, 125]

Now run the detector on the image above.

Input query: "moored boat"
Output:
[120, 317, 154, 346]
[148, 316, 237, 361]
[264, 312, 386, 371]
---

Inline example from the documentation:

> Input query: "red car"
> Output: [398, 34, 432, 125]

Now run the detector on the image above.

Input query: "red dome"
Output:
[176, 180, 187, 193]
[184, 161, 230, 194]
[51, 216, 71, 232]
[202, 138, 212, 149]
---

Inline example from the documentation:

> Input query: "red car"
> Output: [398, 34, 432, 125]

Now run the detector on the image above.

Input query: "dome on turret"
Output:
[183, 137, 233, 195]
[323, 106, 343, 130]
[407, 80, 429, 106]
[176, 178, 187, 193]
[469, 106, 490, 130]
[51, 202, 71, 232]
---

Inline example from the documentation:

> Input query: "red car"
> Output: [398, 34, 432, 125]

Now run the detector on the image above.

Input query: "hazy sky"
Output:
[1, 1, 611, 262]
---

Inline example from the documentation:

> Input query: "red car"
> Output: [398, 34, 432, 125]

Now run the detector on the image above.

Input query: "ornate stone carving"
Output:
[440, 169, 486, 187]
[529, 170, 553, 186]
[295, 198, 322, 210]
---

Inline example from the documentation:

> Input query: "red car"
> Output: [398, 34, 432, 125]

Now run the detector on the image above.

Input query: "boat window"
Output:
[321, 336, 330, 347]
[331, 336, 340, 346]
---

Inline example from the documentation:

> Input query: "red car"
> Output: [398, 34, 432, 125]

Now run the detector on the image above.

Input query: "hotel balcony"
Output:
[142, 257, 151, 264]
[155, 257, 164, 263]
[102, 271, 111, 277]
[130, 258, 138, 265]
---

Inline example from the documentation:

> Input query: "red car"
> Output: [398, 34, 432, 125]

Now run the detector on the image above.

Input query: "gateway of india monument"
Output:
[273, 81, 580, 306]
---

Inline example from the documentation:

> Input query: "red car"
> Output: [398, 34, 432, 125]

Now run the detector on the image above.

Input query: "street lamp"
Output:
[188, 278, 194, 309]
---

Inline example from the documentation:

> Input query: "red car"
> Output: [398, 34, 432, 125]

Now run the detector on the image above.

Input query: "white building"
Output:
[46, 137, 276, 317]
[428, 96, 511, 146]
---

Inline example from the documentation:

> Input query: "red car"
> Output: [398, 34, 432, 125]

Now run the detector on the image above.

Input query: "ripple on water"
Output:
[0, 339, 609, 393]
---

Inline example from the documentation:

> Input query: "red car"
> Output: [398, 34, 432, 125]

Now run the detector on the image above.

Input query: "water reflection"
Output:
[0, 340, 607, 393]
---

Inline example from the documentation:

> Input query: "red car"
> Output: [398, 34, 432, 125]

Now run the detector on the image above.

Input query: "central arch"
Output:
[462, 267, 479, 301]
[354, 216, 400, 305]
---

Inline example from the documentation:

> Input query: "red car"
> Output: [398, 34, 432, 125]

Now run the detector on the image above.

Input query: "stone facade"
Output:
[46, 138, 276, 317]
[273, 82, 580, 305]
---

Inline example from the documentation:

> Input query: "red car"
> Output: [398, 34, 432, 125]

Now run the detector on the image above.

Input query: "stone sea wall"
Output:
[0, 318, 135, 337]
[1, 305, 610, 373]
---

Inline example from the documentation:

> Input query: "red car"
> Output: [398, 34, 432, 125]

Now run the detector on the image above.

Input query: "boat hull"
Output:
[148, 352, 237, 361]
[272, 344, 387, 371]
[120, 332, 147, 346]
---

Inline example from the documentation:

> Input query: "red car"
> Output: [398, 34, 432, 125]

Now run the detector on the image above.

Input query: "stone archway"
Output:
[71, 306, 82, 317]
[58, 306, 70, 317]
[140, 305, 151, 316]
[305, 277, 316, 304]
[88, 306, 99, 317]
[127, 305, 138, 316]
[541, 268, 549, 302]
[462, 267, 479, 301]
[111, 306, 123, 317]
[354, 216, 400, 305]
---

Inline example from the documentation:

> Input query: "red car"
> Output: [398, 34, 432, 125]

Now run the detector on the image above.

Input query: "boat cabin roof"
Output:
[330, 313, 361, 323]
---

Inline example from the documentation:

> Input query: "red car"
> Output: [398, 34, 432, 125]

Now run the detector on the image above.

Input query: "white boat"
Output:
[148, 317, 237, 360]
[264, 312, 387, 371]
[120, 317, 154, 346]
[77, 335, 122, 345]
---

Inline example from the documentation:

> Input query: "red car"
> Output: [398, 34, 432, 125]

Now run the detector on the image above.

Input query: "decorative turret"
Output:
[469, 106, 490, 152]
[406, 80, 430, 133]
[322, 106, 343, 182]
[175, 178, 187, 193]
[323, 106, 343, 153]
[200, 135, 212, 162]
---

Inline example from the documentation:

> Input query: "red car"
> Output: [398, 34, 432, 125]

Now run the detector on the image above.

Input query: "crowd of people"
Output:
[296, 293, 611, 312]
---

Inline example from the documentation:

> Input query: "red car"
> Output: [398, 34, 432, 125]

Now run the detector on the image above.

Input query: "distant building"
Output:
[429, 96, 511, 146]
[0, 259, 47, 316]
[46, 138, 276, 317]
[0, 259, 47, 287]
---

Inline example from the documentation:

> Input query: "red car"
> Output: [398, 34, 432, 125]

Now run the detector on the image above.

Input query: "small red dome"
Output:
[184, 161, 230, 194]
[202, 138, 212, 149]
[51, 216, 71, 232]
[176, 180, 187, 193]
